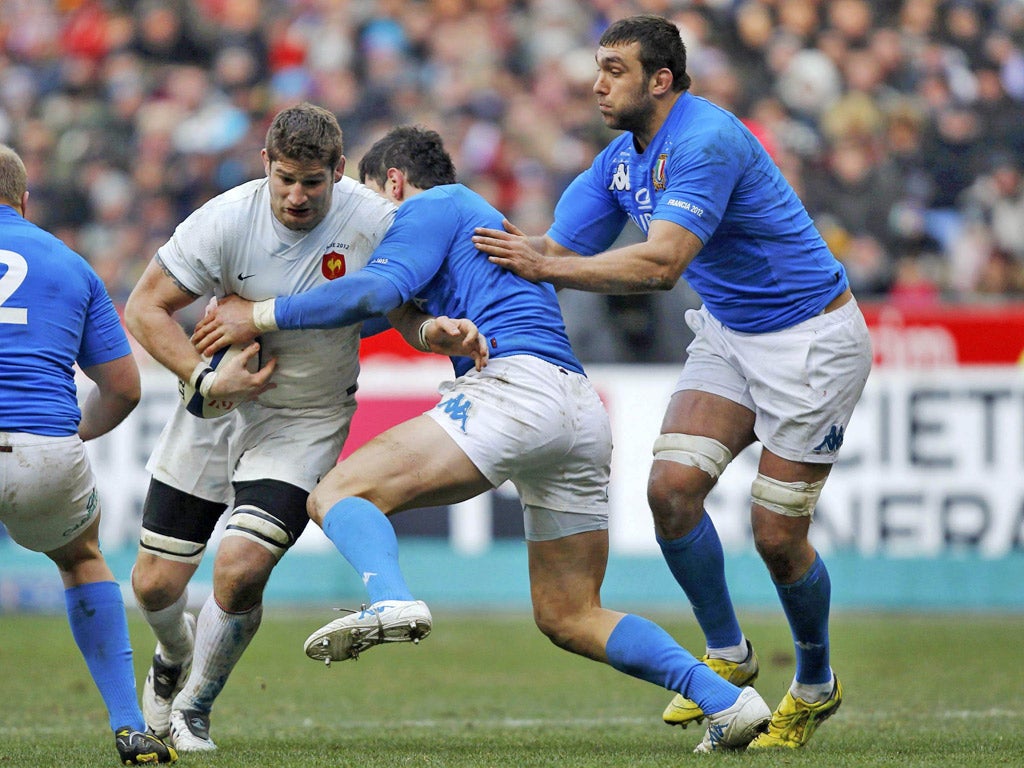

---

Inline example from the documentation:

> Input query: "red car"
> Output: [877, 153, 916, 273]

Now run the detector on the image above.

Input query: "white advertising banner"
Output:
[83, 363, 1024, 560]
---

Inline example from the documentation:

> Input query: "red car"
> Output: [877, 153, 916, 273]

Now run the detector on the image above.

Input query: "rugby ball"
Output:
[178, 342, 261, 419]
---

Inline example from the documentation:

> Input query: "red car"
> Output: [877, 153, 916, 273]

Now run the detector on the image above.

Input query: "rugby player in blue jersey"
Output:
[473, 14, 872, 750]
[0, 144, 176, 764]
[193, 125, 773, 752]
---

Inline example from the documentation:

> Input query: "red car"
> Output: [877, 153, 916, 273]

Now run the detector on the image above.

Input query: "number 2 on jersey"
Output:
[0, 249, 28, 324]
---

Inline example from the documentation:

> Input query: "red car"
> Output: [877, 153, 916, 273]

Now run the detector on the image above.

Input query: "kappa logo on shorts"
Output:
[437, 393, 471, 432]
[813, 425, 845, 453]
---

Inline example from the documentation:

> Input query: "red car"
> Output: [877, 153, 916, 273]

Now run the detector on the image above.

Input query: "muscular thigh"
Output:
[660, 389, 757, 457]
[319, 415, 492, 514]
[527, 529, 608, 612]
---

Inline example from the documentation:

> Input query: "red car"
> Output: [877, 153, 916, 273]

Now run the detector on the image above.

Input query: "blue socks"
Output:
[65, 581, 144, 732]
[605, 614, 739, 715]
[775, 553, 832, 685]
[321, 497, 414, 603]
[657, 512, 743, 649]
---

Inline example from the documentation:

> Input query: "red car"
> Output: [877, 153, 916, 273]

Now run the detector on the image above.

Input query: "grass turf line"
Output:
[1, 611, 1022, 767]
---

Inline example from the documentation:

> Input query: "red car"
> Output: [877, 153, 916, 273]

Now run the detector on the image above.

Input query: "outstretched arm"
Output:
[192, 270, 404, 354]
[473, 218, 702, 293]
[192, 275, 488, 370]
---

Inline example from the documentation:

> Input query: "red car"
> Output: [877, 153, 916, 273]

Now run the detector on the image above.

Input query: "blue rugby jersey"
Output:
[0, 205, 131, 435]
[275, 184, 583, 377]
[548, 92, 848, 333]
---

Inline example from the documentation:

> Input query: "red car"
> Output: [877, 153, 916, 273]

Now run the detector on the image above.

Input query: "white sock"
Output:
[790, 673, 835, 704]
[706, 636, 749, 664]
[136, 590, 193, 664]
[174, 594, 262, 713]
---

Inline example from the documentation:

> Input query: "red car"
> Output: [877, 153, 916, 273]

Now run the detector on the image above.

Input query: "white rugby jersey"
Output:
[157, 175, 395, 409]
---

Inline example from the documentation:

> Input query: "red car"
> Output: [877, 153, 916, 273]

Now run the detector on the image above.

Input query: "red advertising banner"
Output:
[358, 304, 1024, 367]
[861, 303, 1024, 367]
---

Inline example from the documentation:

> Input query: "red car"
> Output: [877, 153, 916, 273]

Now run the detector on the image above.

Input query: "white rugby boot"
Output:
[694, 686, 772, 753]
[303, 600, 432, 665]
[168, 708, 217, 752]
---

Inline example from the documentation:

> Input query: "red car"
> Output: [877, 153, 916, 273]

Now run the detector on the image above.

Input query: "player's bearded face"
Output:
[266, 157, 336, 231]
[603, 81, 656, 134]
[594, 44, 656, 135]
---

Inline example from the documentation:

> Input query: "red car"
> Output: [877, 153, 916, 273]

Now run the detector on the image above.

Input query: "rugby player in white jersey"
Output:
[124, 103, 484, 753]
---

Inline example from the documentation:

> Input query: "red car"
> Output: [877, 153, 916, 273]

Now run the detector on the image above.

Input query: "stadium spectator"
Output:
[3, 0, 1024, 361]
[0, 143, 176, 765]
[473, 14, 871, 749]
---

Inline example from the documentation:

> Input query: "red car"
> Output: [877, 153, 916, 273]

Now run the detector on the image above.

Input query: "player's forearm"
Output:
[255, 272, 404, 332]
[386, 302, 434, 352]
[541, 244, 683, 293]
[126, 306, 206, 381]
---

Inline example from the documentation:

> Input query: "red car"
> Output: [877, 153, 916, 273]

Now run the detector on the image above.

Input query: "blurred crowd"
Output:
[3, 0, 1024, 363]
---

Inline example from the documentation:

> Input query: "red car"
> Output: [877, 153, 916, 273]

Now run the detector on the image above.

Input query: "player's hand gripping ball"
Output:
[178, 342, 260, 418]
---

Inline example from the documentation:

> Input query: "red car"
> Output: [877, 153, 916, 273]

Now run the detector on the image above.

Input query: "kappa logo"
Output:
[608, 162, 630, 192]
[813, 425, 845, 453]
[437, 393, 472, 432]
[322, 250, 346, 280]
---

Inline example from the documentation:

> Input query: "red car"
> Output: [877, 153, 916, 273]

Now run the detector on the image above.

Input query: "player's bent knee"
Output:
[222, 504, 295, 560]
[750, 473, 824, 518]
[130, 558, 192, 609]
[533, 609, 573, 650]
[306, 487, 332, 525]
[652, 433, 732, 479]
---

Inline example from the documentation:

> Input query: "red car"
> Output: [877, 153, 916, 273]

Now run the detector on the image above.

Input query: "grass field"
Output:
[1, 609, 1022, 767]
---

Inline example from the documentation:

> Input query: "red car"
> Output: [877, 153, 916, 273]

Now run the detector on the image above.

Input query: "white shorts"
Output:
[0, 432, 99, 552]
[147, 398, 357, 503]
[675, 300, 872, 464]
[426, 355, 612, 541]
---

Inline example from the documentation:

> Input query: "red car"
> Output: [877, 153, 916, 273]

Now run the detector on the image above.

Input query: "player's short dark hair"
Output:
[265, 102, 344, 170]
[358, 126, 456, 190]
[599, 15, 691, 93]
[0, 144, 27, 207]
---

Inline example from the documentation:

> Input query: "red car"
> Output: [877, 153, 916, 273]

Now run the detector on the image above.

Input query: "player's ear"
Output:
[261, 148, 271, 176]
[387, 167, 405, 202]
[651, 68, 674, 96]
[19, 189, 28, 217]
[334, 157, 346, 182]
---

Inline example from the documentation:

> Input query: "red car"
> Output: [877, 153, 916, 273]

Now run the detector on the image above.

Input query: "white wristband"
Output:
[252, 299, 279, 332]
[417, 319, 434, 352]
[188, 360, 213, 388]
[197, 369, 218, 398]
